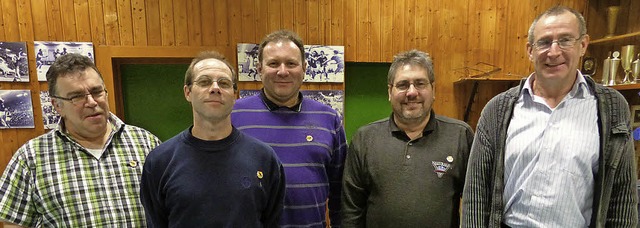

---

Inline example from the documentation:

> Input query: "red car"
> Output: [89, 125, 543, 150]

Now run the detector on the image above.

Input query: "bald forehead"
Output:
[194, 58, 232, 75]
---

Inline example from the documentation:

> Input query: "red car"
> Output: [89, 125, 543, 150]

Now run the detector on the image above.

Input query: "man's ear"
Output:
[526, 43, 534, 61]
[51, 99, 62, 113]
[184, 85, 192, 102]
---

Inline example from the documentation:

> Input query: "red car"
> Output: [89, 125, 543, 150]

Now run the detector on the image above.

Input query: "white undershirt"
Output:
[85, 148, 104, 159]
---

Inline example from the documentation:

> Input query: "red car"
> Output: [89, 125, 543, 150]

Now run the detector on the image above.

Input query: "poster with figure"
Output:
[237, 43, 261, 81]
[0, 42, 29, 82]
[0, 90, 35, 129]
[239, 90, 344, 118]
[304, 45, 344, 83]
[40, 91, 60, 130]
[34, 41, 94, 81]
[236, 43, 345, 83]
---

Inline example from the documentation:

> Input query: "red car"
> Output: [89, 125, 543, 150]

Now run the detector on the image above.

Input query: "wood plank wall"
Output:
[0, 0, 585, 175]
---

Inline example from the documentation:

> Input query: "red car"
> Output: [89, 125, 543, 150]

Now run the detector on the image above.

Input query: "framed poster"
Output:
[34, 41, 94, 81]
[0, 42, 29, 82]
[0, 90, 35, 129]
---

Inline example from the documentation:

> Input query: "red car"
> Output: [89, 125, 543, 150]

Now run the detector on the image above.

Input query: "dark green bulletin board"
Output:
[343, 62, 391, 141]
[120, 64, 192, 141]
[120, 62, 391, 142]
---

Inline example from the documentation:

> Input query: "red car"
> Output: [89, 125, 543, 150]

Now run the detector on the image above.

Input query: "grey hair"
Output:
[387, 49, 435, 85]
[527, 6, 587, 44]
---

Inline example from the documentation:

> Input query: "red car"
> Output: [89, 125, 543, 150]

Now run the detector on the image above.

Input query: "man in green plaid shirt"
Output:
[0, 53, 160, 227]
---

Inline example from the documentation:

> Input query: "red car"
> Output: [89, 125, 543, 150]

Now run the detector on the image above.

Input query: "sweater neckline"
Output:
[182, 126, 240, 152]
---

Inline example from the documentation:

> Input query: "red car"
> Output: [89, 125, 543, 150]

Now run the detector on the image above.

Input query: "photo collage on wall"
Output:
[239, 90, 344, 118]
[0, 41, 94, 130]
[237, 43, 345, 83]
[0, 42, 29, 82]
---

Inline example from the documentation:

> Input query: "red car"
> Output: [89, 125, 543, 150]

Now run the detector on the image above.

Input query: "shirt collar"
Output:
[54, 112, 124, 145]
[388, 109, 437, 141]
[260, 89, 303, 112]
[520, 70, 592, 99]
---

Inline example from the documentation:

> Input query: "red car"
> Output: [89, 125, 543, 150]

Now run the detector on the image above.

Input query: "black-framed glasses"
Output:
[392, 80, 431, 93]
[532, 35, 584, 52]
[51, 89, 107, 105]
[192, 77, 234, 89]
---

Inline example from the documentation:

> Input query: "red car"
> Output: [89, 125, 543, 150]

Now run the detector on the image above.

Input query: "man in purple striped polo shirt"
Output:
[232, 30, 347, 228]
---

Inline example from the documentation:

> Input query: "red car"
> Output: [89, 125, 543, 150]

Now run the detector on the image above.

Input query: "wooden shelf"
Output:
[607, 83, 640, 91]
[453, 76, 524, 86]
[590, 31, 640, 45]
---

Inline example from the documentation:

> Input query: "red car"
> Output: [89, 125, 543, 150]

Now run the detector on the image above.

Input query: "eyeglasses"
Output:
[392, 80, 431, 92]
[192, 77, 234, 90]
[532, 35, 584, 52]
[51, 89, 107, 105]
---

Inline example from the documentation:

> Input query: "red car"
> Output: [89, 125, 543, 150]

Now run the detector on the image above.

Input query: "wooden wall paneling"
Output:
[267, 0, 281, 33]
[391, 0, 404, 60]
[17, 0, 35, 41]
[368, 0, 381, 62]
[500, 1, 518, 75]
[43, 0, 63, 40]
[87, 0, 106, 45]
[212, 0, 229, 46]
[493, 0, 508, 73]
[144, 0, 161, 45]
[131, 0, 148, 46]
[0, 1, 5, 41]
[413, 0, 429, 54]
[3, 0, 20, 40]
[436, 1, 468, 118]
[293, 0, 307, 44]
[281, 0, 295, 29]
[159, 0, 175, 45]
[319, 0, 331, 44]
[103, 0, 121, 45]
[355, 0, 369, 61]
[329, 0, 343, 45]
[200, 0, 215, 46]
[320, 1, 334, 45]
[240, 0, 255, 42]
[307, 0, 320, 44]
[404, 0, 416, 51]
[60, 0, 78, 40]
[171, 0, 188, 46]
[343, 0, 356, 61]
[186, 0, 202, 46]
[254, 0, 269, 42]
[224, 0, 239, 45]
[468, 0, 498, 65]
[379, 0, 393, 62]
[73, 0, 92, 41]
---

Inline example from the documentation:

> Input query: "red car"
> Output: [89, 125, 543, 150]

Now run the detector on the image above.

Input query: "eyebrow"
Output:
[65, 86, 104, 96]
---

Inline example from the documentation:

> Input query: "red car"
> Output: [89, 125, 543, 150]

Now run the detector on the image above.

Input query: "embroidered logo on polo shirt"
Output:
[432, 161, 451, 178]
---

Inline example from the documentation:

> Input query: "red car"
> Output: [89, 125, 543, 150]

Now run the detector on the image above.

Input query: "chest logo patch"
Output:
[432, 161, 451, 178]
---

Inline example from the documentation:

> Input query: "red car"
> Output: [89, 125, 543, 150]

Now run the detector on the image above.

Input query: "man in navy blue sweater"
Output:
[140, 51, 286, 227]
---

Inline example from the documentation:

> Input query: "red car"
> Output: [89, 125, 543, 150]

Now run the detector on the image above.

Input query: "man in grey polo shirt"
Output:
[341, 49, 474, 227]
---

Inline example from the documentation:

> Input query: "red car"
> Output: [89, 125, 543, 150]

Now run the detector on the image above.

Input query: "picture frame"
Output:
[631, 105, 640, 128]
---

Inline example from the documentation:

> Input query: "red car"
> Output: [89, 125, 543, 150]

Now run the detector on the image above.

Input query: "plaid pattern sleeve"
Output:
[0, 146, 38, 227]
[0, 114, 160, 227]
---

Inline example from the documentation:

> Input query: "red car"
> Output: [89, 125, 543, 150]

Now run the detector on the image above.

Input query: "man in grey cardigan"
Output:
[462, 6, 638, 227]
